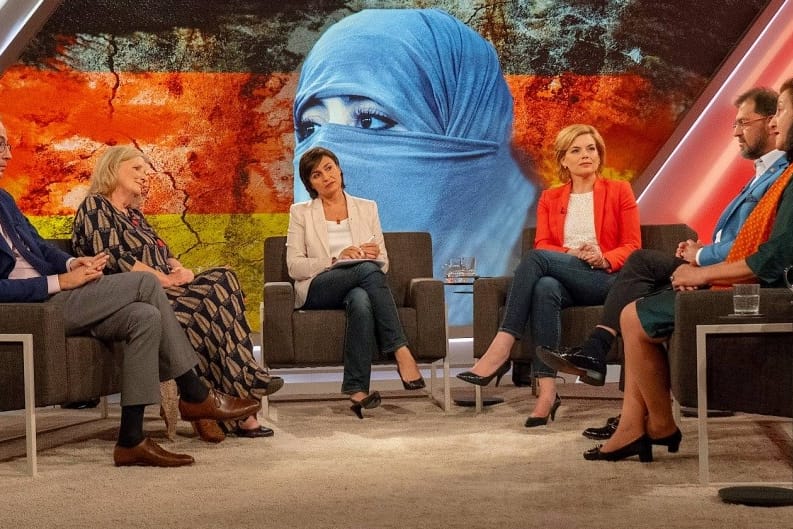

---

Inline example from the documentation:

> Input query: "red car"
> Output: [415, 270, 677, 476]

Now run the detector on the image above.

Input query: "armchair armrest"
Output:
[407, 278, 446, 360]
[472, 276, 511, 358]
[262, 282, 296, 365]
[0, 300, 69, 410]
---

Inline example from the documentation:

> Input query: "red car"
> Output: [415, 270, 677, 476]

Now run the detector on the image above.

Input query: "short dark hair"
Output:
[298, 147, 344, 200]
[734, 87, 778, 116]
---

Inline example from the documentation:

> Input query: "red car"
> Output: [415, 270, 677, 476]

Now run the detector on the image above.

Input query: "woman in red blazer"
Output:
[458, 124, 641, 426]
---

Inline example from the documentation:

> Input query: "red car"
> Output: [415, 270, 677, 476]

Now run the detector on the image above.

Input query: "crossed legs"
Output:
[600, 301, 678, 453]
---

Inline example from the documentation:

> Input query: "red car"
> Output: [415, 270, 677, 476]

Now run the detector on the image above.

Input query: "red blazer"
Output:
[534, 178, 641, 272]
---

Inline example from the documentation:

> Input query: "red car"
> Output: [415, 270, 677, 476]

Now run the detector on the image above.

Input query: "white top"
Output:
[562, 191, 600, 251]
[327, 219, 353, 258]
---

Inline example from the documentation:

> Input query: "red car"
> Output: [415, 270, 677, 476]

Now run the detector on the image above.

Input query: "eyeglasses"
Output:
[732, 116, 770, 130]
[0, 141, 11, 153]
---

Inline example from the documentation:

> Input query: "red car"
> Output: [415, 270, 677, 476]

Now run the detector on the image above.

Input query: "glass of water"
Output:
[444, 258, 462, 283]
[459, 256, 476, 278]
[732, 283, 760, 315]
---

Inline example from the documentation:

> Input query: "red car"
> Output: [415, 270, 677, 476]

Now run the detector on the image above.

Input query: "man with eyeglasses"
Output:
[0, 117, 262, 467]
[536, 87, 788, 439]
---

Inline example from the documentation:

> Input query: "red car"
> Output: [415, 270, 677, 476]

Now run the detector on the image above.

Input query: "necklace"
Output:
[324, 194, 347, 225]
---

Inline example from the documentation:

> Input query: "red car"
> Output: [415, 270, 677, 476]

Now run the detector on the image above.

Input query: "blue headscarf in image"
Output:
[293, 9, 536, 324]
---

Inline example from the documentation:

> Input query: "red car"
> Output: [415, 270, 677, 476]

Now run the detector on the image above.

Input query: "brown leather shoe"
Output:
[178, 389, 261, 422]
[113, 438, 195, 467]
[191, 419, 225, 443]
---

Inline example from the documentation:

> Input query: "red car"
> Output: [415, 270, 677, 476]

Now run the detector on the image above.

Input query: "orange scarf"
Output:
[724, 163, 793, 263]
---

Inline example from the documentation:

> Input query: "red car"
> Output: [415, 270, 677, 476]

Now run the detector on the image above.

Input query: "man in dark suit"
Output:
[0, 117, 260, 467]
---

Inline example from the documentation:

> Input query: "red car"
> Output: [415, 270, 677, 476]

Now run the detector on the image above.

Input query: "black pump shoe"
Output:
[583, 435, 653, 462]
[525, 394, 562, 428]
[349, 391, 382, 419]
[650, 428, 682, 453]
[232, 425, 275, 438]
[456, 360, 512, 387]
[396, 364, 426, 390]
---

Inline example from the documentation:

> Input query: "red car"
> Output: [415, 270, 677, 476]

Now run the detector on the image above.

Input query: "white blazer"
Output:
[286, 192, 389, 308]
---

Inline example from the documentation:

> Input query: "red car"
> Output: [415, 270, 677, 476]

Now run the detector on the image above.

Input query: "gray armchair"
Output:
[0, 238, 121, 412]
[262, 231, 450, 409]
[0, 239, 121, 475]
[669, 288, 793, 417]
[473, 224, 697, 383]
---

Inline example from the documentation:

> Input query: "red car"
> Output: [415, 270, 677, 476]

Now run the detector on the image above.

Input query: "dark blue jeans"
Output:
[500, 250, 616, 377]
[302, 261, 407, 394]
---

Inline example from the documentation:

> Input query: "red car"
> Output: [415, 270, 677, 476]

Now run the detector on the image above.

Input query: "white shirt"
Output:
[327, 219, 354, 259]
[562, 191, 600, 252]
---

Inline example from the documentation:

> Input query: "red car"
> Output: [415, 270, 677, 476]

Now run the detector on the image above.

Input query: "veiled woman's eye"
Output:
[354, 109, 398, 130]
[296, 121, 318, 141]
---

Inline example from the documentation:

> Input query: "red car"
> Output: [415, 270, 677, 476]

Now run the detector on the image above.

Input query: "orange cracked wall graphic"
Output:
[0, 0, 769, 329]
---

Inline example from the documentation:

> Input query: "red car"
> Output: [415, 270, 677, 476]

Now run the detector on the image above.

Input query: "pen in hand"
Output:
[361, 235, 376, 258]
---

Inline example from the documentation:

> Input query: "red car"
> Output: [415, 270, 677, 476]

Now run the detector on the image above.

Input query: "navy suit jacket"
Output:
[699, 154, 790, 266]
[0, 189, 71, 302]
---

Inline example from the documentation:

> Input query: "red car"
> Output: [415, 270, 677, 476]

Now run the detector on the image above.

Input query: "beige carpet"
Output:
[1, 383, 792, 529]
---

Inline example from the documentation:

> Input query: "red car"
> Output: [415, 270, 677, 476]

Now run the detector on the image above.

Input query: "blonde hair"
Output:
[554, 124, 606, 182]
[88, 145, 149, 196]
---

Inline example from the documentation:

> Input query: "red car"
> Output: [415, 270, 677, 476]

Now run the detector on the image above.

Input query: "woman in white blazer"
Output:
[286, 147, 425, 418]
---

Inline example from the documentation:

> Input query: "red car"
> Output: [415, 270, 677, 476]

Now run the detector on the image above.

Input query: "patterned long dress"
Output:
[71, 194, 276, 427]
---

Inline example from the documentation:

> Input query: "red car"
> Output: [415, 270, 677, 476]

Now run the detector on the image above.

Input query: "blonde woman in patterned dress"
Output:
[457, 125, 641, 427]
[72, 145, 283, 440]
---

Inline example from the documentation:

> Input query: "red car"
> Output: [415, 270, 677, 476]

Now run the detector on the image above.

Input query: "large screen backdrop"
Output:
[0, 0, 769, 327]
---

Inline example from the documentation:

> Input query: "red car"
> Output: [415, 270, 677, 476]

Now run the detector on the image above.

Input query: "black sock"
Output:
[582, 328, 615, 361]
[117, 405, 145, 448]
[174, 370, 209, 403]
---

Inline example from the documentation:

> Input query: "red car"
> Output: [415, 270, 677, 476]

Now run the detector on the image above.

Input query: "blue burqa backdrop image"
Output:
[293, 9, 536, 324]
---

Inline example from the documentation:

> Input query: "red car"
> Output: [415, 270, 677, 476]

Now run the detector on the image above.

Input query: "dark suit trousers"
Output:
[600, 249, 686, 332]
[54, 272, 198, 406]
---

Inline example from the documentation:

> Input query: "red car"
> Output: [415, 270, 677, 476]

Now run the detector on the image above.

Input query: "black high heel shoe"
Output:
[349, 391, 382, 419]
[456, 360, 512, 387]
[396, 363, 426, 390]
[524, 394, 562, 428]
[583, 435, 653, 462]
[650, 428, 682, 453]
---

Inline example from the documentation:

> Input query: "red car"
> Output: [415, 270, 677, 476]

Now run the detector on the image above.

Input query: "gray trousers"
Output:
[54, 272, 198, 406]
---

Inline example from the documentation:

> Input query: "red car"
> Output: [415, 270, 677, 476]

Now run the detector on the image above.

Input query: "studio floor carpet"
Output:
[1, 383, 791, 529]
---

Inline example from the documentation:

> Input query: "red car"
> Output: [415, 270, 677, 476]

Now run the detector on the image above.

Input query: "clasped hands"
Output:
[165, 266, 195, 287]
[669, 263, 707, 291]
[570, 243, 608, 270]
[675, 238, 702, 264]
[338, 242, 379, 260]
[58, 254, 109, 290]
[671, 240, 709, 290]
